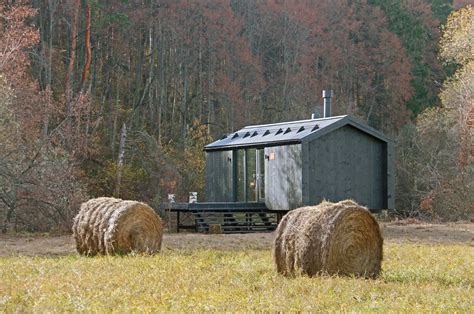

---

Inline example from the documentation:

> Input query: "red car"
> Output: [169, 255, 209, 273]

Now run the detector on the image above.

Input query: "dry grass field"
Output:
[0, 222, 473, 312]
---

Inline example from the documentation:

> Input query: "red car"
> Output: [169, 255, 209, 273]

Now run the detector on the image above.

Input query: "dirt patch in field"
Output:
[0, 222, 472, 256]
[0, 234, 75, 257]
[381, 222, 473, 244]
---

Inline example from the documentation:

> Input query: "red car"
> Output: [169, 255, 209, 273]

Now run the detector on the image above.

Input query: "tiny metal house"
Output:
[204, 115, 394, 211]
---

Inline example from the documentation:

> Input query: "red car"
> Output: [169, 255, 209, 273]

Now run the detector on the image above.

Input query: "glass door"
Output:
[234, 148, 265, 202]
[256, 149, 265, 201]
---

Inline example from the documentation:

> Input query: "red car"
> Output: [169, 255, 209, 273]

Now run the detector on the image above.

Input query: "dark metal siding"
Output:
[387, 141, 395, 209]
[205, 150, 233, 202]
[304, 125, 385, 209]
[264, 144, 303, 210]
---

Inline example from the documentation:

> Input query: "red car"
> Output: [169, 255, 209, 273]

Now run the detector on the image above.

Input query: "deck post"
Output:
[176, 211, 180, 233]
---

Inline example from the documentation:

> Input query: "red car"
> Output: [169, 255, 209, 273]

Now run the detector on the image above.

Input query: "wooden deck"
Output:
[160, 202, 284, 233]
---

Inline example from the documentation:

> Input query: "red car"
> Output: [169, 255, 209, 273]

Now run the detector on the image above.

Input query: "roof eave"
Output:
[301, 116, 392, 143]
[346, 116, 393, 142]
[204, 139, 302, 151]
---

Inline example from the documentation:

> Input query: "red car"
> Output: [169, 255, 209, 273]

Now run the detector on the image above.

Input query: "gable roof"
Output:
[204, 115, 391, 151]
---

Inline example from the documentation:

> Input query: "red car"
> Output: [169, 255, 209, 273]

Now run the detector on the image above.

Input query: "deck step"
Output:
[162, 202, 284, 233]
[194, 211, 278, 233]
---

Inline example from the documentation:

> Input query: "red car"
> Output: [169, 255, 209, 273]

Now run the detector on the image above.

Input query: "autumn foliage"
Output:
[0, 0, 472, 231]
[396, 5, 473, 220]
[0, 1, 86, 232]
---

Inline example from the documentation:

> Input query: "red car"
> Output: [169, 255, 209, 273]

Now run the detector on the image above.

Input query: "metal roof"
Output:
[204, 115, 391, 151]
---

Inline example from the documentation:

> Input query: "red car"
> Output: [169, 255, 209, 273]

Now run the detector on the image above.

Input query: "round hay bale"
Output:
[273, 200, 383, 278]
[72, 197, 163, 256]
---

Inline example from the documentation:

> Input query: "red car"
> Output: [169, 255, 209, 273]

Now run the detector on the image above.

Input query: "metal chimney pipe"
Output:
[322, 90, 333, 118]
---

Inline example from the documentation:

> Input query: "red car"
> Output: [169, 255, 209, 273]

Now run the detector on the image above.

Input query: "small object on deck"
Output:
[208, 224, 222, 234]
[189, 192, 198, 203]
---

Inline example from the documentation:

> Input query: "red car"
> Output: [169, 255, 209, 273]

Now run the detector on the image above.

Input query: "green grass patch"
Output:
[0, 243, 472, 312]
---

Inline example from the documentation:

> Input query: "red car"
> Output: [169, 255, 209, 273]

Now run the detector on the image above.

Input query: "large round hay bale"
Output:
[273, 200, 383, 278]
[72, 197, 163, 256]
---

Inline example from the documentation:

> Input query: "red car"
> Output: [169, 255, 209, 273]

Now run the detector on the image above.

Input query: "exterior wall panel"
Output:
[264, 144, 303, 210]
[387, 141, 395, 209]
[304, 125, 385, 209]
[205, 150, 233, 202]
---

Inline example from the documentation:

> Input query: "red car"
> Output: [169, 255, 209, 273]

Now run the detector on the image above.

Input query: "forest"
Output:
[0, 0, 472, 232]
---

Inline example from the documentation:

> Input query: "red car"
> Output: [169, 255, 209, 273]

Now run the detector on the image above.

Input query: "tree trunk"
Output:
[158, 23, 165, 144]
[111, 79, 120, 155]
[147, 24, 155, 127]
[115, 123, 127, 197]
[65, 0, 80, 116]
[182, 64, 188, 145]
[80, 1, 92, 93]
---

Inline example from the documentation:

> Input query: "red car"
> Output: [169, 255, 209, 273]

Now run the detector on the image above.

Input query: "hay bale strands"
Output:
[72, 197, 163, 256]
[273, 200, 383, 278]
